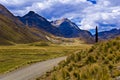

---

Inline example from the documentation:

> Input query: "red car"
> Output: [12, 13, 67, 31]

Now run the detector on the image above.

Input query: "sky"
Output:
[0, 0, 120, 34]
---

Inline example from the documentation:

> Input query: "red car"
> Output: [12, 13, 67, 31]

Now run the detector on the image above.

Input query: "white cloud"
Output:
[0, 0, 120, 32]
[0, 0, 89, 16]
[78, 0, 120, 31]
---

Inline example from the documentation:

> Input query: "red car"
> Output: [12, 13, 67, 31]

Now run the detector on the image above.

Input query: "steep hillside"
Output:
[0, 4, 24, 27]
[41, 37, 120, 80]
[98, 29, 120, 40]
[0, 14, 39, 44]
[0, 4, 53, 45]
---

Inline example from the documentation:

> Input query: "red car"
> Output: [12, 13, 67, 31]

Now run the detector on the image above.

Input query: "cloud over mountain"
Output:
[0, 0, 120, 32]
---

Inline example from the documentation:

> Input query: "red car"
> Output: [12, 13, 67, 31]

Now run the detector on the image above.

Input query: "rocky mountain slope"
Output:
[51, 18, 94, 43]
[18, 11, 60, 36]
[18, 12, 94, 43]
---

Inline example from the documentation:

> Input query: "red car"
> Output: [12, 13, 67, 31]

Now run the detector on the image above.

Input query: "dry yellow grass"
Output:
[0, 42, 91, 74]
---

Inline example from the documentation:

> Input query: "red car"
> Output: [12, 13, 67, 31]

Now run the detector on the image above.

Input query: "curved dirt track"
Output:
[0, 57, 66, 80]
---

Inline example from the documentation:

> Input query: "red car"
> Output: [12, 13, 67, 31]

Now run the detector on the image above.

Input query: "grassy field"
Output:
[0, 42, 91, 74]
[40, 37, 120, 80]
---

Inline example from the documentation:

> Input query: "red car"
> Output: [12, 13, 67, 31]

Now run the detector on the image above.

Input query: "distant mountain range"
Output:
[18, 11, 94, 43]
[98, 29, 120, 40]
[0, 3, 120, 45]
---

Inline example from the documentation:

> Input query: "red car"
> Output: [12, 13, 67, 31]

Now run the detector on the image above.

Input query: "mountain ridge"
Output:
[18, 11, 94, 43]
[98, 28, 120, 40]
[18, 11, 61, 36]
[51, 18, 94, 43]
[2, 3, 119, 44]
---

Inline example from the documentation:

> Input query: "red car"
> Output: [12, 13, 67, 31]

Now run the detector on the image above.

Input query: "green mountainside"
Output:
[41, 37, 120, 80]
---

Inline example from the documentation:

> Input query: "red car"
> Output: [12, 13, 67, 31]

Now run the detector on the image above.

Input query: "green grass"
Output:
[40, 37, 120, 80]
[0, 42, 91, 74]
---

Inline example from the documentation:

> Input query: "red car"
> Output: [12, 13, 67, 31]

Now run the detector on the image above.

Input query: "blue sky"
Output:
[0, 0, 120, 33]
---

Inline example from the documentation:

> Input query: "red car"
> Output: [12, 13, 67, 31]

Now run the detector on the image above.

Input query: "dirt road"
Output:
[0, 57, 66, 80]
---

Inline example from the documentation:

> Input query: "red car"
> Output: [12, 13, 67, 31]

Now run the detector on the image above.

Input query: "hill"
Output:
[0, 4, 54, 45]
[18, 12, 94, 43]
[41, 37, 120, 80]
[98, 29, 120, 40]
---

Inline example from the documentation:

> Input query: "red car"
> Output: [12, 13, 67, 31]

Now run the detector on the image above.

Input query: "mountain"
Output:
[0, 3, 94, 45]
[98, 28, 120, 40]
[51, 18, 94, 43]
[18, 11, 60, 36]
[51, 18, 81, 37]
[18, 12, 94, 43]
[0, 4, 52, 45]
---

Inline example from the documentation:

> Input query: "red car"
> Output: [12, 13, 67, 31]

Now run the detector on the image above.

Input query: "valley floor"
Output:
[0, 42, 91, 74]
[0, 56, 66, 80]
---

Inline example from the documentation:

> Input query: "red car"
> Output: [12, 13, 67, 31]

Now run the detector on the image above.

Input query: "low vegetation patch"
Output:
[39, 37, 120, 80]
[29, 42, 50, 46]
[0, 43, 91, 74]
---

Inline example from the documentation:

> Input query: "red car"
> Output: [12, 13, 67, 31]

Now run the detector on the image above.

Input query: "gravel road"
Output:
[0, 57, 66, 80]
